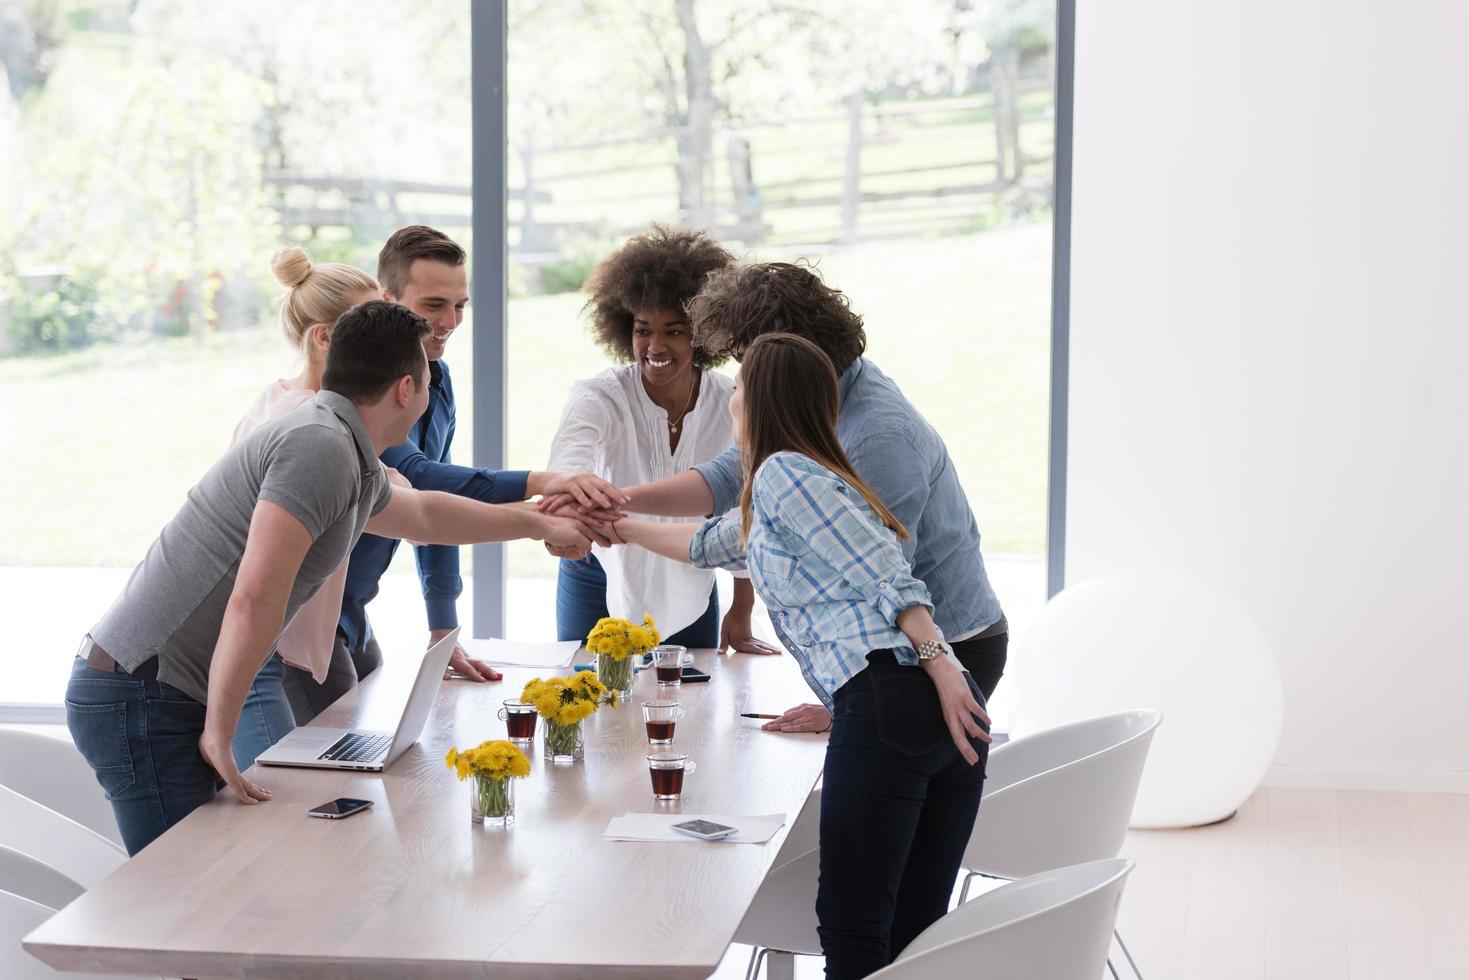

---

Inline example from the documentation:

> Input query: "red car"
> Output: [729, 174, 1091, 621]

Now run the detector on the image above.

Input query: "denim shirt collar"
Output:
[837, 357, 865, 405]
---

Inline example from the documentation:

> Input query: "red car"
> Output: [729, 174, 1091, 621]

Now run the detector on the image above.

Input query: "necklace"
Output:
[665, 372, 698, 436]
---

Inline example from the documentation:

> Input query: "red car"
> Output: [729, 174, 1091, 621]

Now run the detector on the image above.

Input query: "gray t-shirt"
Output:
[91, 391, 393, 703]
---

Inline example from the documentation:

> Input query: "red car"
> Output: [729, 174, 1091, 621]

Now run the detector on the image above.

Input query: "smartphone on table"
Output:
[672, 819, 738, 841]
[308, 798, 374, 820]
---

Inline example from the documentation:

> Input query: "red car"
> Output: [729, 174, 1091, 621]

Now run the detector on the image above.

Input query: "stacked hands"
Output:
[535, 483, 782, 658]
[474, 472, 987, 759]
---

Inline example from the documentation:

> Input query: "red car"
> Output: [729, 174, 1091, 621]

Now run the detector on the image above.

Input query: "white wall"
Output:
[1067, 0, 1469, 791]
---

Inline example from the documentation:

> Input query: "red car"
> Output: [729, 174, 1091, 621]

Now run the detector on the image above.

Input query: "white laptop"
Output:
[256, 627, 459, 772]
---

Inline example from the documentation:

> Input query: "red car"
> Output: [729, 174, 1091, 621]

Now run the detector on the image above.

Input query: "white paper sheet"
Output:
[462, 638, 580, 669]
[602, 812, 787, 844]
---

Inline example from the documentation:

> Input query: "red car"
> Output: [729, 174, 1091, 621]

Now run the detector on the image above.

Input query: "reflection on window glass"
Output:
[504, 0, 1056, 723]
[0, 0, 470, 707]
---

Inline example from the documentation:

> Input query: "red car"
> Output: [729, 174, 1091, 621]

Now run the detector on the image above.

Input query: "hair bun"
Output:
[271, 247, 313, 289]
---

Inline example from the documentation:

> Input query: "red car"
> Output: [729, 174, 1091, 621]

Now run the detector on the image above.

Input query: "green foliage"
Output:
[535, 230, 623, 296]
[2, 270, 109, 353]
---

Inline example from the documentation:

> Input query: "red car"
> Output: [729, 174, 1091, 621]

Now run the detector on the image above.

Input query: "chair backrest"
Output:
[0, 846, 84, 911]
[0, 785, 126, 889]
[965, 710, 1161, 879]
[0, 729, 124, 846]
[869, 859, 1132, 980]
[1, 889, 138, 980]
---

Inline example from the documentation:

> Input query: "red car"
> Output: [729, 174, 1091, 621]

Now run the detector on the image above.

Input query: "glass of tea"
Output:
[652, 645, 692, 688]
[641, 700, 685, 744]
[647, 752, 690, 800]
[498, 700, 538, 742]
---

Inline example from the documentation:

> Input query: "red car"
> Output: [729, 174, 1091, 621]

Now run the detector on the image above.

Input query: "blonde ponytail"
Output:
[269, 247, 379, 358]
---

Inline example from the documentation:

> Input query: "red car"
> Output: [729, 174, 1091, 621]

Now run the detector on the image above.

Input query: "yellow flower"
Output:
[444, 739, 531, 781]
[585, 614, 661, 660]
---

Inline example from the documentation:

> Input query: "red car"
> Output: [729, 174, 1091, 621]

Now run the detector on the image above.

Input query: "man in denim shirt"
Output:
[596, 262, 1007, 732]
[331, 227, 620, 710]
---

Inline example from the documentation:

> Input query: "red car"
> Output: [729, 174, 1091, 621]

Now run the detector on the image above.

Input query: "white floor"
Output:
[710, 787, 1469, 980]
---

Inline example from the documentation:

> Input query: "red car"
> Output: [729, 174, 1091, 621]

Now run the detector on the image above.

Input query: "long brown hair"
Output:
[737, 332, 907, 541]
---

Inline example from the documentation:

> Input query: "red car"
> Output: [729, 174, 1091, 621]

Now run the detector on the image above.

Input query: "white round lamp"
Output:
[1010, 567, 1283, 828]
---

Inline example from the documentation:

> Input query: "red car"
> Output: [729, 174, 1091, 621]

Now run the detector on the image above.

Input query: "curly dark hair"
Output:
[687, 262, 867, 375]
[583, 225, 736, 368]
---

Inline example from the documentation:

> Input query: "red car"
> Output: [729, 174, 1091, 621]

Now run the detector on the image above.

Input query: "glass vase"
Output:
[596, 652, 636, 700]
[544, 718, 585, 765]
[471, 773, 515, 828]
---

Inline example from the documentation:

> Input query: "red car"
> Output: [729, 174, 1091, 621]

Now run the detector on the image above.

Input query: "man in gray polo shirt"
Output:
[68, 301, 593, 854]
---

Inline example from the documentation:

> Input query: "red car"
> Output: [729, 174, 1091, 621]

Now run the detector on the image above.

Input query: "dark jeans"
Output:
[279, 631, 383, 726]
[817, 652, 989, 979]
[230, 652, 296, 773]
[952, 629, 1008, 702]
[65, 656, 221, 856]
[555, 553, 720, 648]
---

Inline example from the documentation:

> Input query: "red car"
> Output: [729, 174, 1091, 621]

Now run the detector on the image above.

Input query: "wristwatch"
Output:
[916, 639, 951, 662]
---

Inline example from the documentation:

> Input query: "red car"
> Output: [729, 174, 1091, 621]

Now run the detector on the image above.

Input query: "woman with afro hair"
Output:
[541, 226, 777, 652]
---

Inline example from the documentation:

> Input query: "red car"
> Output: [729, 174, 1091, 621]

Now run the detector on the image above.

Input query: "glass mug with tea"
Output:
[652, 645, 692, 688]
[641, 700, 685, 744]
[498, 700, 538, 741]
[647, 752, 693, 801]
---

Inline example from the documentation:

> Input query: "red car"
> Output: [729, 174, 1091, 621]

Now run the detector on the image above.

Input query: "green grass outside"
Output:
[1, 221, 1051, 577]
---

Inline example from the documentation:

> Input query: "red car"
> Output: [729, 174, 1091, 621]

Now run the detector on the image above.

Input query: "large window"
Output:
[3, 1, 1061, 727]
[0, 0, 471, 715]
[501, 1, 1058, 723]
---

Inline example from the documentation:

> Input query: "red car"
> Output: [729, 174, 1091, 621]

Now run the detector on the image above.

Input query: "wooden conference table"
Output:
[25, 647, 828, 978]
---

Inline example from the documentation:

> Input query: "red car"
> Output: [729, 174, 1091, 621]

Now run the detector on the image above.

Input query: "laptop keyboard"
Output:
[318, 732, 391, 764]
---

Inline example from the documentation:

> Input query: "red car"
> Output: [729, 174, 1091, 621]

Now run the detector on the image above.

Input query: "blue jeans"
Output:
[64, 656, 222, 856]
[556, 553, 720, 647]
[232, 652, 297, 771]
[816, 653, 989, 979]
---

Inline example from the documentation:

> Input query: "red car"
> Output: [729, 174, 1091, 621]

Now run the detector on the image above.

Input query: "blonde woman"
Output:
[229, 247, 382, 770]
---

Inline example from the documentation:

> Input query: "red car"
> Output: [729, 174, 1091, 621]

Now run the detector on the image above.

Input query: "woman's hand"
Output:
[761, 703, 832, 733]
[921, 657, 992, 764]
[719, 607, 781, 655]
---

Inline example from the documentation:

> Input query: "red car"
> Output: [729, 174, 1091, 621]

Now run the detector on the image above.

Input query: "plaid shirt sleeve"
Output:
[688, 513, 749, 572]
[755, 453, 932, 625]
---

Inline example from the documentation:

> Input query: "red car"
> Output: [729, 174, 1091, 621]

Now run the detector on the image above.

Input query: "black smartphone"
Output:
[308, 797, 374, 820]
[680, 667, 711, 683]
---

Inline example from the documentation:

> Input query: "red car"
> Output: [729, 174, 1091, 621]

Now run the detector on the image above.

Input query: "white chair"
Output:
[0, 785, 126, 889]
[2, 889, 137, 980]
[0, 846, 84, 911]
[958, 709, 1161, 979]
[0, 729, 124, 846]
[866, 859, 1133, 979]
[768, 784, 821, 873]
[734, 847, 821, 979]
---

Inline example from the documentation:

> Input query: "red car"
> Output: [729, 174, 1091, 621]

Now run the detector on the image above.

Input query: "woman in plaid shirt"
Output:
[610, 333, 991, 979]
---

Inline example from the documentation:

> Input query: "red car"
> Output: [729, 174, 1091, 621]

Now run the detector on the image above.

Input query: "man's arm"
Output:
[198, 500, 314, 804]
[367, 486, 594, 553]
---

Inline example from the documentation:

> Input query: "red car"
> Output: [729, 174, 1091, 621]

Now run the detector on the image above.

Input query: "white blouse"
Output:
[548, 365, 736, 637]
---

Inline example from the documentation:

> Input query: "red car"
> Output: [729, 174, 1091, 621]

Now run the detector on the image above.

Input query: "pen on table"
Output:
[741, 713, 780, 720]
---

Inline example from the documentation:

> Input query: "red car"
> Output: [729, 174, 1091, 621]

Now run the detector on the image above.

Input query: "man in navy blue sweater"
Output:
[288, 226, 618, 719]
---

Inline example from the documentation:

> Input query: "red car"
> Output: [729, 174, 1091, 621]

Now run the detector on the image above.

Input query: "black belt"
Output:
[78, 636, 158, 678]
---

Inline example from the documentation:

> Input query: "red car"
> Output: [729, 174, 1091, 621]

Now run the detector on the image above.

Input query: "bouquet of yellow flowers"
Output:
[585, 614, 662, 661]
[585, 614, 661, 695]
[521, 672, 620, 725]
[445, 739, 531, 825]
[523, 672, 619, 762]
[444, 739, 532, 782]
